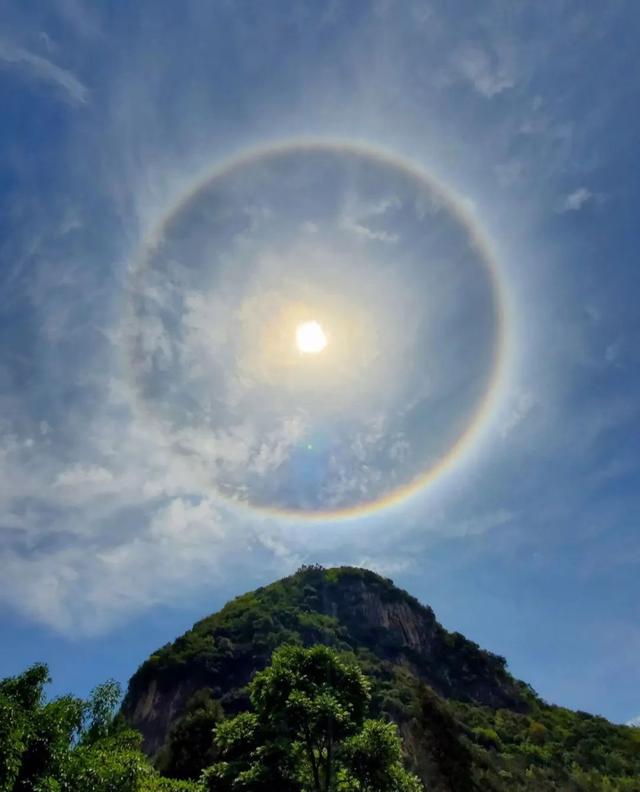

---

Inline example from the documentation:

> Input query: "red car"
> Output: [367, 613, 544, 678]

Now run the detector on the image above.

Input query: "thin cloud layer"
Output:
[126, 145, 499, 516]
[0, 0, 639, 724]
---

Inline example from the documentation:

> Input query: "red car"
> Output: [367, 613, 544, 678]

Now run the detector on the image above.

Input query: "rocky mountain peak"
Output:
[122, 566, 526, 757]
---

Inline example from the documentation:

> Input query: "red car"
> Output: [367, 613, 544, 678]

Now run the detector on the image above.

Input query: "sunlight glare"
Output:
[295, 320, 328, 354]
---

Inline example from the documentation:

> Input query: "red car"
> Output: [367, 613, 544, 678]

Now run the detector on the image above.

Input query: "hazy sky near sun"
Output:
[0, 1, 639, 726]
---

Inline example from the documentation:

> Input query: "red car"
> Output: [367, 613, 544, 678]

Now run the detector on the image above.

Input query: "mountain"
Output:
[123, 566, 640, 790]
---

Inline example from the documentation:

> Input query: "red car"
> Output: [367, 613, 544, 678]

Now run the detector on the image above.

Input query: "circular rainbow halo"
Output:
[126, 140, 508, 521]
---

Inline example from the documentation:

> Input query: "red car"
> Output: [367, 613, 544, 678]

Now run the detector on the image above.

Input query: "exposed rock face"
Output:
[307, 571, 523, 712]
[125, 676, 204, 759]
[122, 566, 526, 761]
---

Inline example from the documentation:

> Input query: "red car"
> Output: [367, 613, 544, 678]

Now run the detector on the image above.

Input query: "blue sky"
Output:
[0, 0, 639, 726]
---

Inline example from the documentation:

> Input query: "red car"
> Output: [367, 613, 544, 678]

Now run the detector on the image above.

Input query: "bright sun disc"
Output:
[295, 320, 327, 354]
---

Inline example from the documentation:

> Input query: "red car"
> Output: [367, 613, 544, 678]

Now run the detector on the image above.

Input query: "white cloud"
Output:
[0, 494, 230, 635]
[0, 551, 81, 634]
[558, 187, 593, 213]
[447, 509, 514, 538]
[0, 378, 240, 633]
[341, 195, 400, 243]
[0, 2, 635, 684]
[134, 315, 173, 372]
[0, 39, 89, 105]
[456, 45, 515, 98]
[148, 496, 223, 542]
[627, 716, 640, 728]
[353, 556, 412, 577]
[55, 464, 113, 488]
[248, 416, 307, 477]
[500, 392, 536, 437]
[252, 528, 304, 571]
[342, 218, 398, 243]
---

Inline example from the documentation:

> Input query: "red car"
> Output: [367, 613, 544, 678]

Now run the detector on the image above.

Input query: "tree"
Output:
[0, 663, 84, 791]
[203, 711, 301, 792]
[0, 663, 198, 792]
[206, 645, 423, 792]
[338, 720, 423, 792]
[81, 679, 123, 745]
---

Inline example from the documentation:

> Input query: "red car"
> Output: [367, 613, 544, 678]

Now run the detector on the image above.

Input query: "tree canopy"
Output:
[0, 663, 197, 792]
[205, 644, 423, 792]
[1, 649, 422, 792]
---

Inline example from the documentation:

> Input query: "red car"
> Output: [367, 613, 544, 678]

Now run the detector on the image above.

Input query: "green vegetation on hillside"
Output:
[451, 698, 640, 790]
[1, 647, 423, 792]
[205, 644, 423, 791]
[6, 567, 636, 791]
[123, 566, 640, 791]
[126, 565, 519, 717]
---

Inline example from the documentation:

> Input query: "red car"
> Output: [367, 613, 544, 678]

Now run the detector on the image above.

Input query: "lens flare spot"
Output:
[295, 320, 327, 354]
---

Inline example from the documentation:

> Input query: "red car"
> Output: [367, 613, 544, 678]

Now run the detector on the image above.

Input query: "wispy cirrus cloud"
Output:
[0, 39, 89, 104]
[1, 0, 639, 726]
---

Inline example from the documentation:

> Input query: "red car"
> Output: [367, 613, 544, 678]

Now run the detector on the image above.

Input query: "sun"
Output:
[295, 320, 328, 354]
